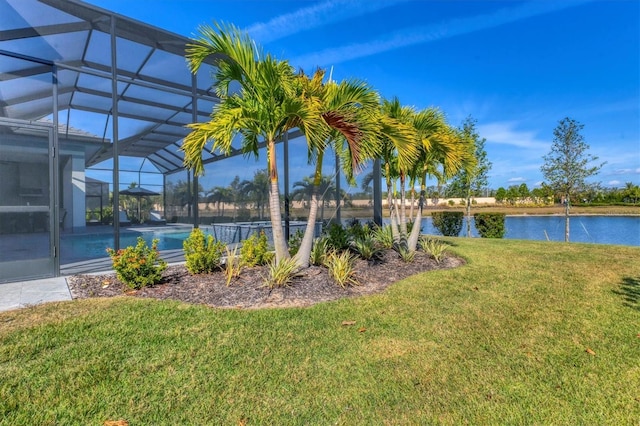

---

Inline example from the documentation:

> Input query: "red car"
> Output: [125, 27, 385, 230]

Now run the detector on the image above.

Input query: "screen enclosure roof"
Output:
[0, 0, 233, 174]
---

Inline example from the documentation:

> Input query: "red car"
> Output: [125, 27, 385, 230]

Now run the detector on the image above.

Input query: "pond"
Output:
[418, 215, 640, 246]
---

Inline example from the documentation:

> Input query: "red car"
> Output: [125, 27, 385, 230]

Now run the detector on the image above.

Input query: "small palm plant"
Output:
[351, 234, 384, 262]
[372, 224, 394, 249]
[419, 236, 448, 264]
[325, 250, 359, 288]
[395, 245, 416, 263]
[263, 257, 299, 289]
[309, 237, 330, 266]
[223, 246, 242, 286]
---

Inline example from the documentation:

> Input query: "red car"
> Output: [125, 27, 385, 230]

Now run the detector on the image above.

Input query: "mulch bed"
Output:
[67, 250, 465, 309]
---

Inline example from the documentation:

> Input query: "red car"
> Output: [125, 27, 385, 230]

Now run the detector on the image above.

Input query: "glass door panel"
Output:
[0, 120, 54, 282]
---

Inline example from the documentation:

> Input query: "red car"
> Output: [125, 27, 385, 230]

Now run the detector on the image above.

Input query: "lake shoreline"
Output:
[420, 205, 640, 217]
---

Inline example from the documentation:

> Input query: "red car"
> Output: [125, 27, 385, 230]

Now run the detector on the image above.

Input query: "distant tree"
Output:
[531, 184, 553, 205]
[291, 174, 336, 221]
[518, 183, 530, 200]
[505, 185, 520, 205]
[447, 116, 492, 237]
[241, 170, 270, 220]
[541, 117, 604, 242]
[622, 182, 640, 204]
[495, 187, 507, 204]
[228, 176, 244, 221]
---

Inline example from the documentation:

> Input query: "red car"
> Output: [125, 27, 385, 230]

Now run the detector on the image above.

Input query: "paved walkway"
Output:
[0, 250, 189, 313]
[0, 277, 72, 313]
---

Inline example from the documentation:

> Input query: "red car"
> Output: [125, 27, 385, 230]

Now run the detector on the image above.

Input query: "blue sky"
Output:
[86, 0, 639, 190]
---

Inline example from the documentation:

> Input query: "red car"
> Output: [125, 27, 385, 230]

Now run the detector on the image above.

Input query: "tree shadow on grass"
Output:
[613, 277, 640, 311]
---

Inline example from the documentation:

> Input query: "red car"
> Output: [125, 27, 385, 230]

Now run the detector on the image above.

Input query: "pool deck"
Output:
[0, 248, 186, 313]
[0, 277, 71, 312]
[0, 221, 282, 313]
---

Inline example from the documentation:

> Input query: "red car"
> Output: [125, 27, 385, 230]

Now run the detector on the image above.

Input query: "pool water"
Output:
[59, 221, 315, 264]
[60, 227, 197, 263]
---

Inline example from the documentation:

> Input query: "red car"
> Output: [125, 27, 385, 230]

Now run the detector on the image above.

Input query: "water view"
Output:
[419, 215, 640, 246]
[59, 215, 639, 265]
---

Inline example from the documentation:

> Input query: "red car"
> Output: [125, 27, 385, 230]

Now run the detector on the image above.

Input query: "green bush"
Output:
[288, 229, 304, 256]
[325, 223, 351, 251]
[183, 228, 226, 274]
[345, 218, 372, 241]
[474, 213, 506, 238]
[106, 237, 167, 289]
[432, 211, 464, 237]
[240, 231, 274, 267]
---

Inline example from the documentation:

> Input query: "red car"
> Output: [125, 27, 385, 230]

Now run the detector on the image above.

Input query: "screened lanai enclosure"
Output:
[0, 0, 381, 282]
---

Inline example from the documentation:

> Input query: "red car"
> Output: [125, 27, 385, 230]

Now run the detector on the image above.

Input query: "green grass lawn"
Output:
[1, 239, 639, 425]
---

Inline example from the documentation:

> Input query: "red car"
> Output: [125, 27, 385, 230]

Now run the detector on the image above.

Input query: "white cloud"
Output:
[508, 177, 526, 183]
[608, 180, 623, 187]
[478, 121, 549, 150]
[613, 167, 640, 175]
[246, 0, 412, 44]
[291, 0, 592, 68]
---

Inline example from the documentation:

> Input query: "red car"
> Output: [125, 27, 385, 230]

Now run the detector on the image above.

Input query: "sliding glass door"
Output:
[0, 119, 55, 282]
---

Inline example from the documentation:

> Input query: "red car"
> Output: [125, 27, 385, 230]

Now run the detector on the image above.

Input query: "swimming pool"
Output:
[60, 226, 196, 263]
[59, 221, 318, 264]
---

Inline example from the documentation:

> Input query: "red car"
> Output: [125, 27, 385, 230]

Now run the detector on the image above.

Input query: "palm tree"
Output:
[182, 23, 328, 263]
[241, 169, 270, 220]
[206, 186, 233, 217]
[292, 70, 383, 268]
[377, 97, 421, 246]
[406, 109, 470, 250]
[375, 99, 468, 252]
[291, 174, 337, 222]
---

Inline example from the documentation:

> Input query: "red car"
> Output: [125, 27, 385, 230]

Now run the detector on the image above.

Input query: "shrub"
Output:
[345, 218, 371, 241]
[432, 211, 464, 237]
[325, 250, 359, 288]
[419, 236, 447, 264]
[310, 237, 330, 266]
[325, 223, 351, 251]
[351, 234, 384, 262]
[474, 213, 506, 238]
[240, 231, 274, 267]
[288, 229, 304, 256]
[263, 257, 299, 288]
[183, 228, 226, 274]
[106, 237, 167, 289]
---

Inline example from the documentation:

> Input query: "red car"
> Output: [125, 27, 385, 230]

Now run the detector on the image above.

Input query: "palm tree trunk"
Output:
[399, 172, 408, 238]
[294, 155, 324, 268]
[267, 140, 289, 262]
[466, 187, 472, 238]
[409, 178, 415, 224]
[408, 180, 426, 251]
[386, 174, 399, 244]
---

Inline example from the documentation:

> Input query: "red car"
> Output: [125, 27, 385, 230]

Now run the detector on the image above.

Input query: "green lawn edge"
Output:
[1, 238, 639, 425]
